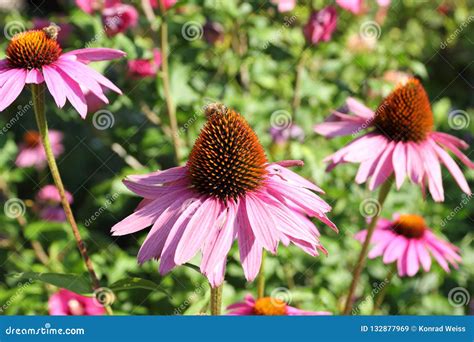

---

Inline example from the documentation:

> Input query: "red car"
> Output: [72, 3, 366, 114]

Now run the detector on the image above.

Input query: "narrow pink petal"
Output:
[346, 97, 375, 119]
[63, 48, 126, 62]
[415, 240, 432, 272]
[431, 131, 469, 149]
[382, 235, 408, 263]
[421, 142, 444, 202]
[406, 239, 419, 276]
[0, 69, 26, 111]
[355, 154, 382, 184]
[397, 250, 408, 277]
[267, 163, 323, 193]
[174, 197, 222, 265]
[367, 235, 394, 259]
[392, 142, 407, 189]
[369, 141, 395, 190]
[343, 135, 388, 163]
[406, 142, 424, 183]
[0, 68, 21, 87]
[43, 66, 67, 108]
[123, 179, 188, 199]
[431, 140, 470, 194]
[314, 112, 368, 138]
[54, 67, 88, 118]
[427, 242, 450, 272]
[245, 195, 279, 253]
[25, 68, 44, 84]
[126, 166, 188, 185]
[237, 204, 263, 282]
[431, 134, 474, 169]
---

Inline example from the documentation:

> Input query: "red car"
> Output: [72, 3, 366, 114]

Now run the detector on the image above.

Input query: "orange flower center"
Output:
[254, 297, 287, 316]
[372, 78, 434, 142]
[6, 30, 62, 70]
[392, 214, 426, 238]
[23, 131, 41, 148]
[187, 104, 267, 202]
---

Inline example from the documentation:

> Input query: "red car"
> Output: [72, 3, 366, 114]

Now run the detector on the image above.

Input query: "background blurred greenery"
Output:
[0, 0, 472, 315]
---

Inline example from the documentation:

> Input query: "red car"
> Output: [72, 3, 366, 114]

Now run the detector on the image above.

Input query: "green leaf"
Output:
[109, 277, 171, 298]
[23, 221, 69, 240]
[12, 272, 92, 294]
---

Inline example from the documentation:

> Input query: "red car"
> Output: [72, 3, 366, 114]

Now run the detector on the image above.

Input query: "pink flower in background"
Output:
[49, 289, 105, 315]
[127, 49, 162, 78]
[336, 0, 390, 14]
[149, 0, 177, 10]
[227, 294, 331, 315]
[314, 78, 474, 202]
[270, 123, 305, 145]
[112, 104, 337, 287]
[303, 6, 338, 45]
[33, 19, 73, 45]
[16, 130, 64, 169]
[75, 0, 119, 14]
[36, 185, 73, 222]
[0, 27, 125, 118]
[355, 214, 461, 276]
[271, 0, 296, 12]
[203, 21, 225, 45]
[103, 3, 139, 37]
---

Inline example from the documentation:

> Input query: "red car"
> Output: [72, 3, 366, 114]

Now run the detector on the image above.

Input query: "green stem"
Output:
[160, 7, 181, 164]
[371, 263, 397, 314]
[257, 251, 266, 299]
[343, 177, 393, 315]
[31, 84, 101, 291]
[210, 284, 223, 315]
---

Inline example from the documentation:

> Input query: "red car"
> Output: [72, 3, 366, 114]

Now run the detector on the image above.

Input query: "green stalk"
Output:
[210, 284, 223, 315]
[343, 177, 393, 315]
[31, 84, 100, 291]
[257, 251, 266, 299]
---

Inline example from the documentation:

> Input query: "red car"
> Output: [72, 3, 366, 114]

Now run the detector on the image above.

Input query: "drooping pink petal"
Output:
[237, 204, 262, 282]
[369, 141, 395, 190]
[126, 166, 188, 185]
[392, 142, 407, 189]
[406, 142, 424, 183]
[420, 142, 444, 202]
[266, 163, 324, 193]
[0, 67, 23, 87]
[63, 48, 126, 63]
[245, 194, 280, 253]
[431, 133, 474, 169]
[0, 68, 26, 111]
[54, 67, 88, 118]
[25, 68, 44, 84]
[415, 240, 432, 272]
[174, 197, 222, 265]
[382, 235, 407, 263]
[405, 239, 419, 276]
[43, 66, 67, 108]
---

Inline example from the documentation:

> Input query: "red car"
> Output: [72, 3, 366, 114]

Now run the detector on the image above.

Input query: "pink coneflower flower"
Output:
[355, 214, 461, 276]
[102, 3, 139, 37]
[127, 49, 162, 78]
[336, 0, 390, 14]
[314, 78, 474, 202]
[271, 0, 296, 13]
[227, 294, 331, 316]
[0, 26, 125, 118]
[270, 123, 305, 145]
[303, 6, 338, 45]
[48, 289, 105, 315]
[36, 185, 73, 222]
[112, 104, 337, 287]
[150, 0, 177, 10]
[15, 130, 64, 169]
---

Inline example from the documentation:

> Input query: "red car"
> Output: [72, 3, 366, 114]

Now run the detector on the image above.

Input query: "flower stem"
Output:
[210, 284, 223, 315]
[160, 8, 181, 164]
[31, 84, 100, 291]
[343, 176, 393, 315]
[257, 250, 266, 299]
[372, 263, 397, 314]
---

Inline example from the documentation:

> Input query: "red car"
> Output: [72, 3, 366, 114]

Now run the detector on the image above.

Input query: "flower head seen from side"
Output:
[355, 214, 461, 277]
[303, 6, 338, 45]
[0, 25, 125, 118]
[227, 294, 331, 316]
[314, 78, 474, 202]
[16, 130, 64, 169]
[36, 185, 73, 222]
[48, 289, 105, 315]
[112, 103, 337, 287]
